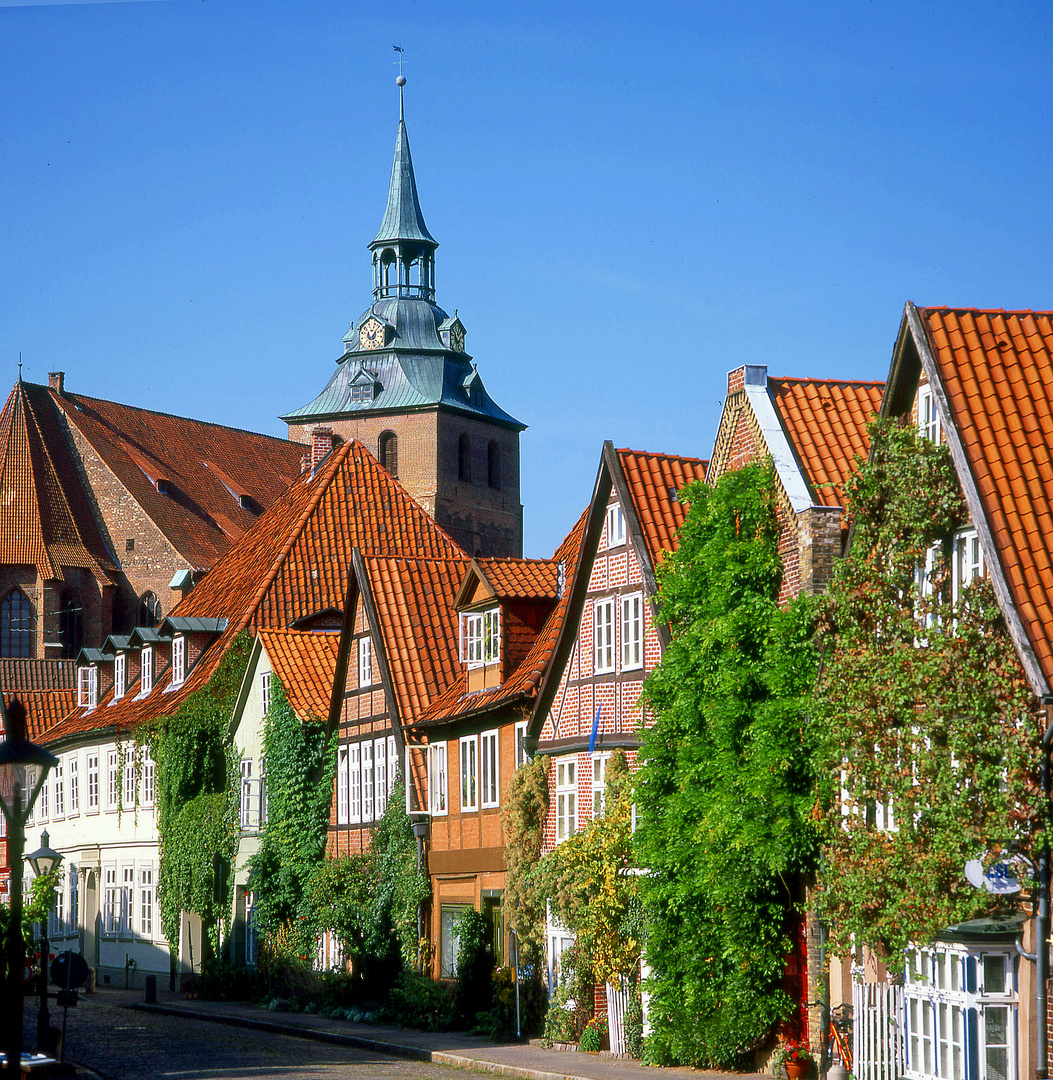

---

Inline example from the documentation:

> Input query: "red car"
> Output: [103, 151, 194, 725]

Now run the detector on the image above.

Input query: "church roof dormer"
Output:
[371, 80, 437, 252]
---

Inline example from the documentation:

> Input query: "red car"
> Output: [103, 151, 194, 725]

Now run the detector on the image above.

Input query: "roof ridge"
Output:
[768, 375, 886, 388]
[615, 447, 709, 465]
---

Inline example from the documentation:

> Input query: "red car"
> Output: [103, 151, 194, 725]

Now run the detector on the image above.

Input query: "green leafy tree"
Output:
[816, 418, 1044, 957]
[145, 632, 251, 954]
[635, 464, 820, 1068]
[250, 678, 336, 959]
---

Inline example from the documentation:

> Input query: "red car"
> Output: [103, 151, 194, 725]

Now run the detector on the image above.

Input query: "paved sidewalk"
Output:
[92, 986, 766, 1080]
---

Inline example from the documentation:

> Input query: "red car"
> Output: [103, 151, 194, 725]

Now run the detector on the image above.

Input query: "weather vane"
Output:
[393, 45, 405, 80]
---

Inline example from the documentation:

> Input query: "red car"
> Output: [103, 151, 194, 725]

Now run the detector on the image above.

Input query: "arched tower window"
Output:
[59, 590, 84, 659]
[458, 434, 472, 483]
[379, 431, 398, 478]
[1, 588, 33, 658]
[488, 441, 500, 490]
[137, 591, 161, 628]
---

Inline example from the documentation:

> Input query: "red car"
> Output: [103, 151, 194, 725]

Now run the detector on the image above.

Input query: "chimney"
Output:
[311, 427, 334, 470]
[49, 371, 65, 394]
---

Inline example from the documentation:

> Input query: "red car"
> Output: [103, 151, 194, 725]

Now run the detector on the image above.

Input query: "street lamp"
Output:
[25, 829, 62, 1055]
[0, 698, 58, 1078]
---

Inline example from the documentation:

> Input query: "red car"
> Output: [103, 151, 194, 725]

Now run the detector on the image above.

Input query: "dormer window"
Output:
[171, 636, 185, 686]
[141, 647, 153, 694]
[113, 653, 126, 701]
[78, 665, 98, 709]
[156, 479, 171, 495]
[461, 609, 500, 667]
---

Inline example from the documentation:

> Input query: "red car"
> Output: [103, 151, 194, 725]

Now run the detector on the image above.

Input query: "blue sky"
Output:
[2, 0, 1052, 557]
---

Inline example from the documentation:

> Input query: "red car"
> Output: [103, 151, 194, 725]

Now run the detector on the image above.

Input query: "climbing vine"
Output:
[500, 750, 549, 972]
[815, 418, 1044, 958]
[142, 632, 250, 956]
[249, 677, 336, 960]
[535, 749, 640, 985]
[635, 463, 820, 1069]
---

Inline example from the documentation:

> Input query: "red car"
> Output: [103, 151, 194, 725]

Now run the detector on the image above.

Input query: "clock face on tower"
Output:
[359, 318, 386, 350]
[450, 324, 465, 353]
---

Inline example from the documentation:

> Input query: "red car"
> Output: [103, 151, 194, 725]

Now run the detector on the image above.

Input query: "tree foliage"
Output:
[144, 632, 250, 953]
[249, 677, 336, 957]
[815, 418, 1044, 957]
[500, 750, 549, 972]
[535, 749, 639, 985]
[635, 464, 820, 1068]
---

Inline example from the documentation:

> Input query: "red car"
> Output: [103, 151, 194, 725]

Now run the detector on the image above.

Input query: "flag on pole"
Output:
[588, 705, 601, 754]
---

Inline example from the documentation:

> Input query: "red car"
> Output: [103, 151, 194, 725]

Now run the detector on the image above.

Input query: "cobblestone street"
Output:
[21, 992, 467, 1080]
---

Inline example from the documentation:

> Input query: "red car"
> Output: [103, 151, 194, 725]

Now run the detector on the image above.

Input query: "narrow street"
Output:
[22, 992, 466, 1080]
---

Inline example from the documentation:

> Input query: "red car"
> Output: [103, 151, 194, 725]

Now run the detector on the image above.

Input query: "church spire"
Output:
[370, 76, 438, 302]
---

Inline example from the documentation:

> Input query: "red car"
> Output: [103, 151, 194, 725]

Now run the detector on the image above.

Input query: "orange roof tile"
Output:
[258, 629, 341, 722]
[475, 558, 559, 601]
[768, 377, 884, 509]
[616, 449, 708, 568]
[916, 306, 1053, 690]
[42, 440, 464, 746]
[0, 383, 118, 583]
[360, 555, 469, 722]
[0, 660, 75, 693]
[416, 510, 587, 725]
[18, 690, 77, 741]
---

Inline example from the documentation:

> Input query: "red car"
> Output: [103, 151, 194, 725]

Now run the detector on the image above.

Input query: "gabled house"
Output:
[0, 376, 305, 661]
[19, 435, 462, 988]
[855, 303, 1053, 1080]
[525, 444, 708, 988]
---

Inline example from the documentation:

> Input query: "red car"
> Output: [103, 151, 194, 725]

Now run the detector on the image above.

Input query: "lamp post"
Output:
[26, 830, 62, 1056]
[0, 700, 58, 1078]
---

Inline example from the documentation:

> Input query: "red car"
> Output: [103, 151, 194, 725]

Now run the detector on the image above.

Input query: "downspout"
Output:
[1037, 696, 1053, 1080]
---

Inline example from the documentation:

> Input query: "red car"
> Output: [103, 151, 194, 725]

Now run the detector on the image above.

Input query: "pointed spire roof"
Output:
[371, 82, 437, 250]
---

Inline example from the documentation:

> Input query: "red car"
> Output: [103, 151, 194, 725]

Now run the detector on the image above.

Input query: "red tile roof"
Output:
[360, 555, 469, 722]
[258, 629, 341, 722]
[0, 383, 118, 583]
[42, 440, 464, 745]
[19, 691, 77, 741]
[474, 558, 559, 601]
[50, 385, 306, 570]
[416, 510, 587, 725]
[916, 306, 1053, 689]
[768, 377, 884, 509]
[0, 659, 75, 692]
[616, 449, 708, 567]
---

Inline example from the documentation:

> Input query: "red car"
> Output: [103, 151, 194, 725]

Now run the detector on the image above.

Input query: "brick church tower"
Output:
[282, 79, 526, 558]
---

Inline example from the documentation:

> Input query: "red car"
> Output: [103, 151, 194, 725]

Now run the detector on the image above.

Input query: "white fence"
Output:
[606, 979, 630, 1054]
[853, 980, 906, 1080]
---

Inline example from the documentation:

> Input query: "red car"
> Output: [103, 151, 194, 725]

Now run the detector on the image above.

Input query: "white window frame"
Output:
[78, 666, 98, 710]
[171, 636, 186, 686]
[120, 864, 134, 937]
[362, 741, 374, 822]
[139, 865, 154, 939]
[103, 866, 117, 936]
[337, 746, 349, 824]
[37, 764, 48, 820]
[555, 756, 577, 842]
[953, 528, 985, 603]
[349, 743, 362, 824]
[86, 752, 99, 812]
[374, 738, 388, 818]
[140, 647, 153, 695]
[107, 749, 119, 810]
[53, 758, 64, 819]
[515, 720, 529, 769]
[621, 592, 643, 670]
[68, 754, 79, 815]
[460, 735, 479, 812]
[358, 637, 373, 687]
[141, 751, 155, 806]
[481, 729, 500, 809]
[240, 759, 255, 828]
[461, 609, 501, 667]
[592, 752, 610, 818]
[261, 671, 271, 717]
[428, 741, 448, 816]
[918, 383, 942, 444]
[113, 653, 126, 701]
[594, 598, 615, 674]
[123, 746, 136, 809]
[606, 503, 626, 548]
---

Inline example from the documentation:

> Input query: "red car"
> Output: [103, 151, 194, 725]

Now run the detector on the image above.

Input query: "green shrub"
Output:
[579, 1015, 607, 1052]
[453, 908, 494, 1025]
[196, 956, 264, 1001]
[387, 969, 455, 1031]
[624, 989, 644, 1058]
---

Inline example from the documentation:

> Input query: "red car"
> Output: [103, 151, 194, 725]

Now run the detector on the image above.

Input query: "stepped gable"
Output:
[912, 306, 1053, 690]
[41, 439, 464, 746]
[49, 384, 305, 570]
[359, 554, 469, 722]
[768, 377, 884, 509]
[415, 510, 586, 725]
[258, 629, 341, 722]
[616, 448, 709, 568]
[0, 382, 118, 583]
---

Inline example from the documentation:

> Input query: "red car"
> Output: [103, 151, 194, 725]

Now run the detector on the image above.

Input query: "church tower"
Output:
[282, 79, 526, 558]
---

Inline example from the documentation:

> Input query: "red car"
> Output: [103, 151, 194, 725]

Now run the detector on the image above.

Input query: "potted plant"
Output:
[773, 1038, 814, 1080]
